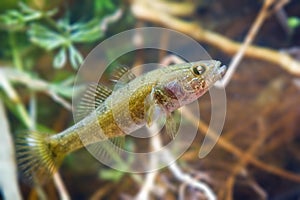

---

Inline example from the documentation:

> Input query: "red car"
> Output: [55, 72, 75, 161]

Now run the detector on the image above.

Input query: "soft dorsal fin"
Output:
[75, 83, 112, 121]
[110, 65, 136, 89]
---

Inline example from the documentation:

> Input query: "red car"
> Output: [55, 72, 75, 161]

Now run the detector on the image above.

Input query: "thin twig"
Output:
[0, 67, 72, 111]
[53, 173, 71, 200]
[275, 8, 292, 35]
[268, 0, 290, 16]
[140, 122, 216, 200]
[0, 67, 71, 199]
[222, 117, 269, 200]
[216, 0, 277, 87]
[134, 132, 160, 200]
[131, 0, 300, 76]
[29, 91, 37, 130]
[181, 107, 300, 183]
[139, 0, 195, 17]
[0, 69, 33, 128]
[168, 159, 216, 200]
[0, 100, 22, 200]
[100, 9, 123, 32]
[9, 32, 24, 71]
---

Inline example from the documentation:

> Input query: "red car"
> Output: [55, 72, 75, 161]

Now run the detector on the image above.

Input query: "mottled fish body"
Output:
[17, 60, 226, 183]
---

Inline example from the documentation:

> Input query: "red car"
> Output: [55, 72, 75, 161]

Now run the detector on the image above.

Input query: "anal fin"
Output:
[88, 136, 125, 162]
[109, 136, 125, 150]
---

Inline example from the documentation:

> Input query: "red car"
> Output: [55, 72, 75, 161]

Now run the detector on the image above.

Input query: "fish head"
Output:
[186, 60, 226, 94]
[157, 60, 226, 112]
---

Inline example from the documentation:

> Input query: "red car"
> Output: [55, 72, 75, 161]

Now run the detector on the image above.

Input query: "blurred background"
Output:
[0, 0, 300, 199]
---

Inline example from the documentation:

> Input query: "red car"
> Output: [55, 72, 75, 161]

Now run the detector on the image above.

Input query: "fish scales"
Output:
[16, 60, 226, 184]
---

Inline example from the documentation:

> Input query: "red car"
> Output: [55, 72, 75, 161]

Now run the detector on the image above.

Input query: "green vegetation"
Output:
[0, 1, 120, 70]
[0, 0, 123, 130]
[288, 16, 300, 29]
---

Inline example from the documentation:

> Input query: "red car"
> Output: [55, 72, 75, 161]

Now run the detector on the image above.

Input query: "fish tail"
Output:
[16, 131, 64, 184]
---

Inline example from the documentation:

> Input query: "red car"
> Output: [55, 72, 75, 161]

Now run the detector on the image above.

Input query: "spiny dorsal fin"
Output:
[110, 65, 136, 89]
[75, 83, 112, 121]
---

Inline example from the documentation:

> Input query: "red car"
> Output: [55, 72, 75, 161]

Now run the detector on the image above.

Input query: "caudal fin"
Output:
[16, 131, 64, 184]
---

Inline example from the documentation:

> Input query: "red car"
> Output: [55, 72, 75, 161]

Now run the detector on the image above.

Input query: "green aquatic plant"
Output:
[288, 16, 300, 29]
[0, 0, 122, 128]
[0, 1, 120, 69]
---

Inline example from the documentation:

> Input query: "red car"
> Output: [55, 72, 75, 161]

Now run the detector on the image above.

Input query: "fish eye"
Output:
[192, 64, 206, 76]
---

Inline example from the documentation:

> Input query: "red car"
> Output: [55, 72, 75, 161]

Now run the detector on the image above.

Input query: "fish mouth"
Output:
[218, 65, 227, 77]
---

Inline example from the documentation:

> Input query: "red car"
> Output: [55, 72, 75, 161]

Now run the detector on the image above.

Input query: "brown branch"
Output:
[221, 117, 269, 200]
[131, 1, 300, 76]
[216, 0, 282, 87]
[53, 173, 70, 200]
[130, 0, 195, 17]
[181, 107, 300, 183]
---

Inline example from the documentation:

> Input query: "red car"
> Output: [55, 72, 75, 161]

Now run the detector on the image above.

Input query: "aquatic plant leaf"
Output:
[18, 2, 57, 17]
[288, 17, 300, 29]
[0, 2, 56, 31]
[68, 45, 83, 69]
[0, 10, 25, 30]
[53, 47, 67, 69]
[99, 168, 124, 182]
[70, 19, 103, 43]
[28, 24, 67, 51]
[94, 0, 117, 16]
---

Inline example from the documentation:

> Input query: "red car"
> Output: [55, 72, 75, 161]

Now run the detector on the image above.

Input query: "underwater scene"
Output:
[0, 0, 300, 199]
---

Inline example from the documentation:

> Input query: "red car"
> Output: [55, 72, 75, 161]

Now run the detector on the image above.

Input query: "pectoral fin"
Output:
[165, 112, 178, 139]
[144, 88, 164, 127]
[145, 87, 178, 139]
[145, 100, 157, 127]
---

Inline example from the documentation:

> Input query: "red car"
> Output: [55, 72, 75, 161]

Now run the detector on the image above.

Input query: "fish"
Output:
[16, 60, 226, 184]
